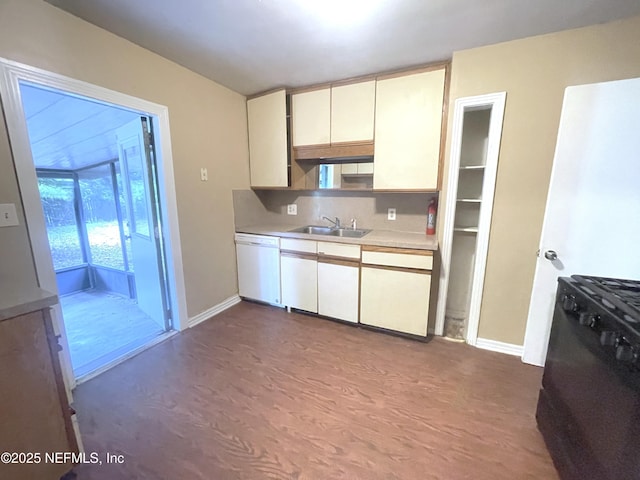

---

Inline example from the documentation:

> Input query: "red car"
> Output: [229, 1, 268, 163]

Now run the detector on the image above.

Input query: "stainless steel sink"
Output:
[289, 225, 371, 238]
[330, 228, 371, 238]
[289, 225, 334, 235]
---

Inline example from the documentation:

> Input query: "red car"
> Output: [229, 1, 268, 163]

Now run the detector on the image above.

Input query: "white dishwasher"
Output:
[235, 233, 281, 306]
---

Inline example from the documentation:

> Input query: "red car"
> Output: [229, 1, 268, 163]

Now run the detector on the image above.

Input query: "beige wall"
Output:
[0, 0, 250, 318]
[0, 118, 39, 290]
[442, 15, 640, 345]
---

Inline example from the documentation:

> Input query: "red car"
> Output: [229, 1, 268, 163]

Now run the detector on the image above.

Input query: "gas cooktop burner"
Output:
[572, 275, 640, 324]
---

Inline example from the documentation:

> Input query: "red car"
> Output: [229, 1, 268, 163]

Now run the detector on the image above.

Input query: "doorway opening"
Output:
[21, 82, 172, 379]
[435, 92, 506, 347]
[443, 107, 492, 340]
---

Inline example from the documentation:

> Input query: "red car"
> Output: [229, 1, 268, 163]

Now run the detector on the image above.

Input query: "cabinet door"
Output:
[0, 311, 76, 479]
[360, 266, 431, 336]
[374, 69, 445, 190]
[331, 81, 376, 143]
[247, 90, 288, 187]
[318, 261, 359, 323]
[281, 254, 318, 313]
[358, 162, 374, 175]
[292, 88, 331, 147]
[341, 162, 374, 175]
[341, 163, 358, 175]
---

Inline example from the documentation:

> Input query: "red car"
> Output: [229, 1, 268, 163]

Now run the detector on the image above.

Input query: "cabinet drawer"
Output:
[317, 242, 361, 259]
[361, 249, 433, 270]
[281, 238, 317, 253]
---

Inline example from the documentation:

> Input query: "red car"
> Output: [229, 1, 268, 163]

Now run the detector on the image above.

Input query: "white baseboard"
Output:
[475, 337, 524, 357]
[188, 295, 241, 328]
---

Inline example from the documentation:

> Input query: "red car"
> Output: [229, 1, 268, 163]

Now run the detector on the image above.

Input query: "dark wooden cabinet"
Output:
[0, 305, 78, 480]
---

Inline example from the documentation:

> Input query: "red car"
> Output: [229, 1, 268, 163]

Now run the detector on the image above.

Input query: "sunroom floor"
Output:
[60, 289, 165, 379]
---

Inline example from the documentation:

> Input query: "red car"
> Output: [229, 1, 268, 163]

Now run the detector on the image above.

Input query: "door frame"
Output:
[0, 58, 189, 387]
[435, 92, 506, 344]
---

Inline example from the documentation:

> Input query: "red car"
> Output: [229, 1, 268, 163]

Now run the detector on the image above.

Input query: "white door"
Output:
[522, 77, 640, 366]
[116, 118, 169, 330]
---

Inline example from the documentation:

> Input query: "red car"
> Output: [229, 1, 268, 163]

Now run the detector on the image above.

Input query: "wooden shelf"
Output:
[454, 226, 479, 233]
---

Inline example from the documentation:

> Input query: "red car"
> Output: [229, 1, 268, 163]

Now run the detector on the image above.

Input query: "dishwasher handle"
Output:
[235, 233, 280, 248]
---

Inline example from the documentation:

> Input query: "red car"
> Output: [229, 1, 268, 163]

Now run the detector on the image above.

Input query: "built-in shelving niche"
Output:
[436, 92, 506, 344]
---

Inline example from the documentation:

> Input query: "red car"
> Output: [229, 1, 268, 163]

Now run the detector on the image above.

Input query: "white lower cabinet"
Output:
[281, 254, 318, 313]
[318, 260, 359, 323]
[360, 248, 433, 336]
[317, 242, 361, 323]
[280, 239, 318, 313]
[278, 239, 433, 336]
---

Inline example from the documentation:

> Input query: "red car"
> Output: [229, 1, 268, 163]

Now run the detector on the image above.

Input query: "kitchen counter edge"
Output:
[236, 225, 438, 251]
[0, 284, 58, 322]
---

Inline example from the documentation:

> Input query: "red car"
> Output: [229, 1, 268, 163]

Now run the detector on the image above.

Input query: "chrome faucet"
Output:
[322, 216, 341, 229]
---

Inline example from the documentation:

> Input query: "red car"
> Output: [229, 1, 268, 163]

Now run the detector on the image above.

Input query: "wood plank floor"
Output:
[72, 301, 558, 480]
[61, 290, 164, 377]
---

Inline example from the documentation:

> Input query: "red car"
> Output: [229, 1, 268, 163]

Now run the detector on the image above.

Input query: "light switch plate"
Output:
[0, 203, 19, 227]
[287, 204, 297, 215]
[387, 208, 396, 221]
[200, 167, 208, 181]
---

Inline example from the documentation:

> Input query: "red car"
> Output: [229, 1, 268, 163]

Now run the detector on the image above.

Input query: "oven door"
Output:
[538, 285, 640, 480]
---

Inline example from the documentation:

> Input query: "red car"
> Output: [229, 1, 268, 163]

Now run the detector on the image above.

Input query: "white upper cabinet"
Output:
[293, 81, 376, 148]
[373, 68, 446, 190]
[341, 162, 374, 176]
[292, 88, 331, 147]
[247, 90, 288, 187]
[330, 81, 376, 144]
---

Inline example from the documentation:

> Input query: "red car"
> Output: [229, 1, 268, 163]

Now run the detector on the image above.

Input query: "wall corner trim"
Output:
[475, 338, 524, 357]
[188, 295, 242, 328]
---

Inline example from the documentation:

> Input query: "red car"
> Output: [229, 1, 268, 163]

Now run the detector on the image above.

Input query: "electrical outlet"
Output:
[387, 208, 396, 221]
[200, 167, 208, 181]
[0, 203, 18, 227]
[287, 204, 297, 215]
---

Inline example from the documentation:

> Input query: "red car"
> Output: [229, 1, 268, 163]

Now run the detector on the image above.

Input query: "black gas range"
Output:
[537, 275, 640, 480]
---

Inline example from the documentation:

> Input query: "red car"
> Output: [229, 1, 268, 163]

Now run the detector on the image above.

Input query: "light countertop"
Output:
[236, 224, 438, 251]
[0, 283, 57, 322]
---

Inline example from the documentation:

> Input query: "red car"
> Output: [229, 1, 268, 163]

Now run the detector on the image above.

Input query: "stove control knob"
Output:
[616, 345, 634, 362]
[578, 312, 597, 326]
[562, 295, 577, 312]
[600, 331, 619, 347]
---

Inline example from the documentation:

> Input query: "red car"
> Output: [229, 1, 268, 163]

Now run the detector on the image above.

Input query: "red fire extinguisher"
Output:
[426, 199, 437, 235]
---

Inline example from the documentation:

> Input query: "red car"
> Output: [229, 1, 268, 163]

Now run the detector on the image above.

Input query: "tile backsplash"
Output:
[233, 189, 438, 233]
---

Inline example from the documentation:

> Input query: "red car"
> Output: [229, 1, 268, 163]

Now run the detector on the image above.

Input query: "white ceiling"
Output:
[20, 83, 140, 170]
[45, 0, 640, 96]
